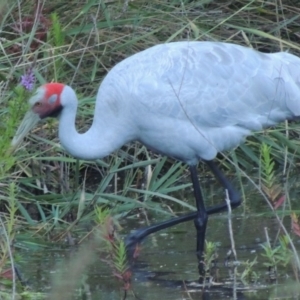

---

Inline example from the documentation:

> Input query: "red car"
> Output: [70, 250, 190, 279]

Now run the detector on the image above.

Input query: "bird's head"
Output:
[11, 82, 66, 149]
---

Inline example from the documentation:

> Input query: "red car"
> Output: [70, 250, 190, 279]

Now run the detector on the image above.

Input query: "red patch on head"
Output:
[44, 82, 65, 100]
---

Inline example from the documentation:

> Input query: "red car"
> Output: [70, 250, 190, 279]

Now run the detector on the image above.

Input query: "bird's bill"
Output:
[11, 110, 41, 149]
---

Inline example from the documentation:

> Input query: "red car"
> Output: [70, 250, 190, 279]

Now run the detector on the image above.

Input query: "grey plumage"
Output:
[93, 41, 300, 163]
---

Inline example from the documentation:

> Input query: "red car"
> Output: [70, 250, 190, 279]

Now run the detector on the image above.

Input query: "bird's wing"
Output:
[115, 42, 299, 131]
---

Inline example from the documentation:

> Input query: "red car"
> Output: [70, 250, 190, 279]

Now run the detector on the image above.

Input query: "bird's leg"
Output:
[189, 165, 208, 282]
[125, 161, 241, 281]
[204, 160, 241, 212]
[189, 161, 241, 282]
[125, 161, 240, 247]
[125, 212, 198, 258]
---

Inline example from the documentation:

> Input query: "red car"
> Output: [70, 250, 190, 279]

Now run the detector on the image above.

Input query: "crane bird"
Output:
[12, 41, 300, 281]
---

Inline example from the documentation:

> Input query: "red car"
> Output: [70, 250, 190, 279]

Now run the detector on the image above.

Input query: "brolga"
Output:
[12, 41, 300, 281]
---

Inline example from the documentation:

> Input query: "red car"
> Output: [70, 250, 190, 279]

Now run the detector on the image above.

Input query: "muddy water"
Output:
[19, 205, 300, 300]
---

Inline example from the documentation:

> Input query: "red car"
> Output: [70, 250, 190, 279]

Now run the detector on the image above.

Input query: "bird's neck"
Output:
[58, 102, 123, 160]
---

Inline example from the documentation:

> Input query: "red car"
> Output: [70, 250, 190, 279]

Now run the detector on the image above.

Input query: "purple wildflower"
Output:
[20, 69, 35, 91]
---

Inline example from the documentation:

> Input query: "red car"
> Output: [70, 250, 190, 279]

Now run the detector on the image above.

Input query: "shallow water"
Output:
[18, 206, 300, 300]
[15, 168, 300, 299]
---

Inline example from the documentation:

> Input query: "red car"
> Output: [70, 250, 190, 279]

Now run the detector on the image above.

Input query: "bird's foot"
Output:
[125, 231, 144, 261]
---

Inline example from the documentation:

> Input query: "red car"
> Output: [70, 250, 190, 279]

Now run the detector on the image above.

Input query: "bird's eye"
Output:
[34, 102, 42, 107]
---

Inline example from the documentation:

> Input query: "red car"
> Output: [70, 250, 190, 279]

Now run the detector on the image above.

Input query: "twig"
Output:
[264, 227, 277, 275]
[225, 191, 238, 300]
[232, 266, 238, 300]
[225, 189, 237, 261]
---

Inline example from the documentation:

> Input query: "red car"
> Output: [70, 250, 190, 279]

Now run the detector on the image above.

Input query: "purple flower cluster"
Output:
[20, 69, 35, 91]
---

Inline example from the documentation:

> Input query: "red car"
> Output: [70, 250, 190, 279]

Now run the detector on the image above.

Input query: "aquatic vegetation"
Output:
[0, 0, 300, 298]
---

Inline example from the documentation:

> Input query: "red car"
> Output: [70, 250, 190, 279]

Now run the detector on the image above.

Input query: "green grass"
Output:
[1, 0, 300, 296]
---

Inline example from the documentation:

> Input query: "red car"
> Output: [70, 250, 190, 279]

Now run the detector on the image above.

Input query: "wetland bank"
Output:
[1, 0, 300, 299]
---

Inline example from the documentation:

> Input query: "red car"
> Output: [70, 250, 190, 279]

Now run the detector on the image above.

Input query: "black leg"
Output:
[125, 160, 241, 280]
[189, 164, 207, 280]
[189, 161, 241, 281]
[205, 160, 241, 210]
